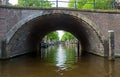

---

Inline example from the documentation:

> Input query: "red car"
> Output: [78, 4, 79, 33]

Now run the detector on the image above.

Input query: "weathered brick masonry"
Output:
[0, 6, 120, 58]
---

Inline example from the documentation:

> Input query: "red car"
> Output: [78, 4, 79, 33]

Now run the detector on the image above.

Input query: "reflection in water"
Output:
[40, 44, 77, 71]
[0, 44, 120, 77]
[104, 60, 115, 77]
[56, 45, 66, 70]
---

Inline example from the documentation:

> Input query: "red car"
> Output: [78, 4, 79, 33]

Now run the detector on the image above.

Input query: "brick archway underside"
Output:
[5, 13, 104, 58]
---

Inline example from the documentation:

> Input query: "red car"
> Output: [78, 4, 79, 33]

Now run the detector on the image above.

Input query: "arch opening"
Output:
[4, 13, 104, 58]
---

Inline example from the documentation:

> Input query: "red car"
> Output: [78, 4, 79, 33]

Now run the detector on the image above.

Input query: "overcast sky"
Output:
[9, 0, 18, 5]
[9, 0, 69, 7]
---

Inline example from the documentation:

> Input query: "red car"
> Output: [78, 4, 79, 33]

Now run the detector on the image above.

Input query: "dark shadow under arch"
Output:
[27, 14, 90, 53]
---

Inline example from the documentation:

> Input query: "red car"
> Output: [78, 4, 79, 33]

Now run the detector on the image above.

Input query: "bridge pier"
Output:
[1, 40, 8, 59]
[77, 41, 81, 56]
[108, 30, 115, 60]
[104, 40, 109, 57]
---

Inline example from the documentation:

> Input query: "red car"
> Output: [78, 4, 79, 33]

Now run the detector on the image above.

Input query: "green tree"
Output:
[69, 0, 113, 9]
[61, 32, 76, 41]
[46, 31, 59, 41]
[17, 0, 52, 7]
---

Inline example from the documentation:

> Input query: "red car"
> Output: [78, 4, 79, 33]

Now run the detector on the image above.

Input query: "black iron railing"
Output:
[5, 0, 120, 9]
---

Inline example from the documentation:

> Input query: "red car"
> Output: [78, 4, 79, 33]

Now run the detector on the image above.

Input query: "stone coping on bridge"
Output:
[1, 5, 120, 14]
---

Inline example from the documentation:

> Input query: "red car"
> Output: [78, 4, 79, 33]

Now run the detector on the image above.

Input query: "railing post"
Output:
[41, 0, 43, 8]
[93, 0, 95, 9]
[24, 0, 27, 7]
[112, 0, 115, 9]
[74, 0, 77, 8]
[108, 30, 115, 60]
[56, 0, 58, 8]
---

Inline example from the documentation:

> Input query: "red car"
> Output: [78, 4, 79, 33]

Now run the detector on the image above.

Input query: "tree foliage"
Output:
[68, 0, 113, 9]
[61, 32, 76, 41]
[46, 31, 59, 41]
[17, 0, 52, 7]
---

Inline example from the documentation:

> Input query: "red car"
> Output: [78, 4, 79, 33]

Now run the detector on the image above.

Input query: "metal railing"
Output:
[3, 0, 120, 10]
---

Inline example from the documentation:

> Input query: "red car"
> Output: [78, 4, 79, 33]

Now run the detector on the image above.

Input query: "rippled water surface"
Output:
[0, 44, 120, 77]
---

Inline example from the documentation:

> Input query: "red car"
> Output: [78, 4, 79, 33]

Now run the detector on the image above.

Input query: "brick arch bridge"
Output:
[0, 6, 120, 59]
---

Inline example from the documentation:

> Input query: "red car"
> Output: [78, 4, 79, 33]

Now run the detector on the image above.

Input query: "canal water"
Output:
[0, 44, 120, 77]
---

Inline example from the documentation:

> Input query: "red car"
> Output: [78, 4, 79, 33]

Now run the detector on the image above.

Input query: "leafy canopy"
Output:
[61, 32, 76, 41]
[69, 0, 113, 9]
[46, 31, 59, 41]
[17, 0, 52, 7]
